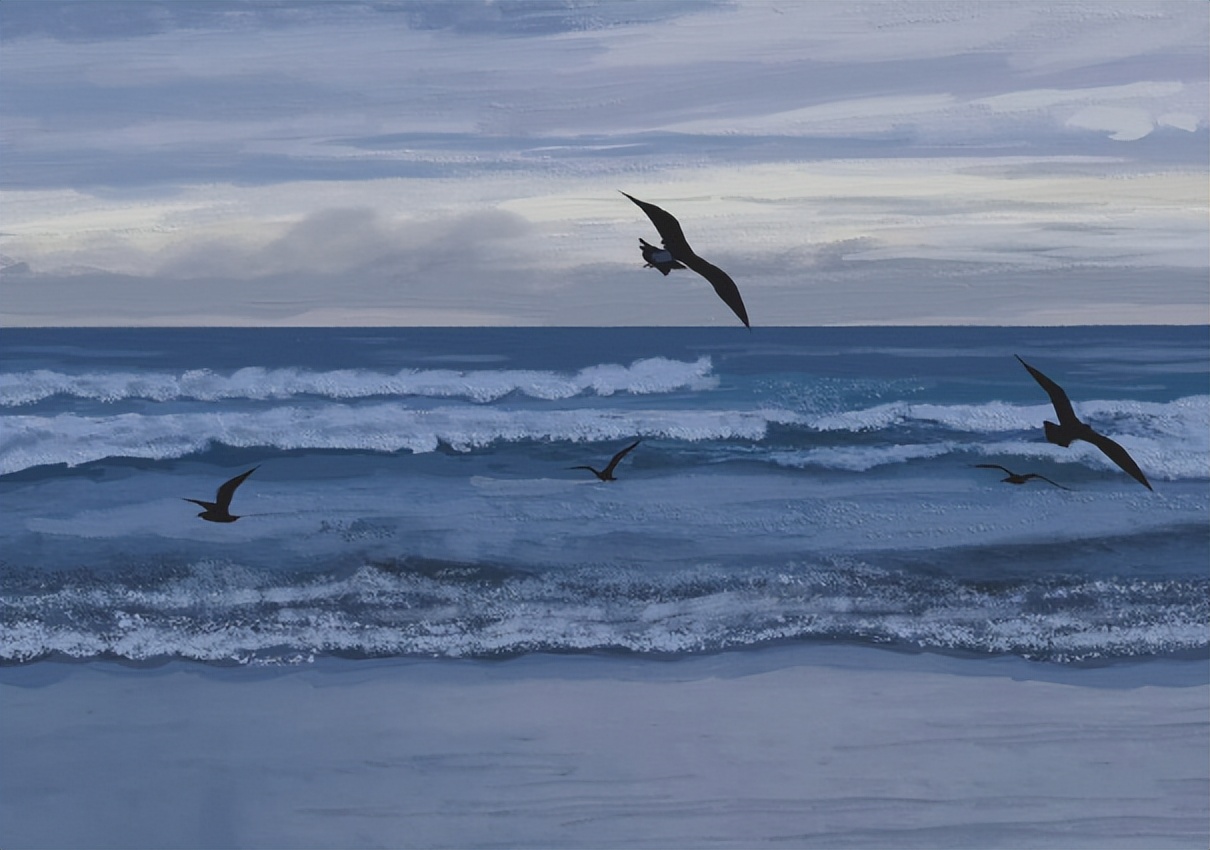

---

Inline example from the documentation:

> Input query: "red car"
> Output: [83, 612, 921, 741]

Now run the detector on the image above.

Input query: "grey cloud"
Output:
[158, 207, 532, 281]
[0, 0, 719, 43]
[3, 2, 1206, 194]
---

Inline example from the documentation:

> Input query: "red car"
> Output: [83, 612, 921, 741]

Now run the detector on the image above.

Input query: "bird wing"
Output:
[215, 466, 258, 509]
[621, 192, 691, 255]
[603, 439, 641, 476]
[974, 464, 1014, 475]
[1015, 355, 1078, 426]
[1025, 474, 1070, 490]
[681, 255, 750, 328]
[183, 498, 216, 510]
[1082, 430, 1153, 490]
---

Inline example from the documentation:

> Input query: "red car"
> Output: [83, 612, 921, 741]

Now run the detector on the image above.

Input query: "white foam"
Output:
[0, 357, 718, 406]
[3, 562, 1205, 664]
[771, 442, 957, 472]
[0, 404, 797, 474]
[808, 396, 1210, 437]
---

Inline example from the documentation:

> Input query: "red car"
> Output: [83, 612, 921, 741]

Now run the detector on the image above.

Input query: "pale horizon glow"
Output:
[1, 0, 1207, 327]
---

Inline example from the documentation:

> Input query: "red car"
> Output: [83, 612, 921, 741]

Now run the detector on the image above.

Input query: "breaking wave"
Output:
[3, 558, 1205, 665]
[0, 357, 717, 406]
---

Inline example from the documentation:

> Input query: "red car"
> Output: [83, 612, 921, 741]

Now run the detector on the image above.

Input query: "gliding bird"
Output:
[184, 466, 259, 522]
[569, 439, 641, 482]
[1015, 355, 1152, 490]
[974, 464, 1069, 490]
[622, 192, 750, 328]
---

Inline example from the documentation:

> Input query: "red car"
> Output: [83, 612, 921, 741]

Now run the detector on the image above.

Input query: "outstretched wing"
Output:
[1019, 473, 1070, 490]
[603, 439, 641, 477]
[682, 255, 750, 328]
[1082, 431, 1153, 490]
[974, 464, 1014, 476]
[215, 466, 258, 509]
[1015, 355, 1077, 427]
[621, 192, 691, 255]
[183, 498, 216, 510]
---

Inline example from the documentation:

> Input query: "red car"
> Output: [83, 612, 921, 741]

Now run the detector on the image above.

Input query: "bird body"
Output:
[570, 439, 641, 482]
[639, 238, 685, 275]
[1015, 355, 1152, 490]
[185, 466, 258, 522]
[622, 192, 750, 328]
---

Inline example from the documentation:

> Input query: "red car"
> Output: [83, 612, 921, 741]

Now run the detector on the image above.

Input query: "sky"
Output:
[1, 0, 1207, 327]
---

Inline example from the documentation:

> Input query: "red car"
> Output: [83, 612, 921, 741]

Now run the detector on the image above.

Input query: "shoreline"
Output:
[5, 641, 1209, 689]
[4, 644, 1207, 849]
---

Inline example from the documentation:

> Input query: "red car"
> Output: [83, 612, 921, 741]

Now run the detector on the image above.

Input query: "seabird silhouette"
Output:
[621, 192, 750, 328]
[974, 464, 1069, 490]
[1015, 355, 1152, 490]
[569, 439, 641, 482]
[184, 466, 259, 522]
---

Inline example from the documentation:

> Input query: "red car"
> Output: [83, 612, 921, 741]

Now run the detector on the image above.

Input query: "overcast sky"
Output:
[1, 0, 1206, 326]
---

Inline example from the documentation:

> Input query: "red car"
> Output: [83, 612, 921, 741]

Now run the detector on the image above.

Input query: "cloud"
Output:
[1065, 106, 1155, 141]
[1, 1, 1206, 326]
[156, 207, 529, 280]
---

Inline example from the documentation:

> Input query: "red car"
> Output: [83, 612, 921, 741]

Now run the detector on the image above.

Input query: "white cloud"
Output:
[1065, 106, 1154, 141]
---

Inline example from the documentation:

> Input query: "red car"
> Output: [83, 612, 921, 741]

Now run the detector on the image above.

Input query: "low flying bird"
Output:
[184, 467, 259, 522]
[621, 192, 750, 328]
[974, 464, 1069, 490]
[569, 439, 641, 482]
[1015, 355, 1152, 490]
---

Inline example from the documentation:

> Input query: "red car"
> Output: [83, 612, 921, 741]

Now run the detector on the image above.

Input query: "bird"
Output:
[184, 466, 259, 522]
[621, 191, 750, 328]
[569, 439, 641, 482]
[1015, 355, 1152, 490]
[974, 464, 1069, 490]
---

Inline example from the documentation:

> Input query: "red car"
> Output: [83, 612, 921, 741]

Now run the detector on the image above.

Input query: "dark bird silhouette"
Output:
[1015, 355, 1152, 490]
[621, 192, 750, 328]
[639, 238, 686, 275]
[974, 464, 1069, 490]
[569, 439, 641, 482]
[184, 466, 259, 522]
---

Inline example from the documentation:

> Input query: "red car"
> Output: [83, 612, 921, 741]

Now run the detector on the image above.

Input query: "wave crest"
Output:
[0, 357, 717, 406]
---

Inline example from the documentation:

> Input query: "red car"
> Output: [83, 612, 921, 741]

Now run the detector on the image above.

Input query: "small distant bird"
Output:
[974, 464, 1069, 490]
[569, 439, 641, 482]
[622, 192, 750, 328]
[1015, 355, 1152, 490]
[184, 467, 258, 522]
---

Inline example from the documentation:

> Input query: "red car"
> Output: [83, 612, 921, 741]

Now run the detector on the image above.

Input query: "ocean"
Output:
[2, 325, 1207, 668]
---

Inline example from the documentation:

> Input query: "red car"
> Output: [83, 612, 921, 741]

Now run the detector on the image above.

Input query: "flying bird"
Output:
[184, 466, 259, 522]
[569, 439, 641, 482]
[1015, 355, 1152, 490]
[974, 464, 1069, 490]
[621, 192, 750, 328]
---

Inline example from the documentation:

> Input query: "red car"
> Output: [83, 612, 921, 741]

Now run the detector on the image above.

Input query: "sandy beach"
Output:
[2, 646, 1206, 849]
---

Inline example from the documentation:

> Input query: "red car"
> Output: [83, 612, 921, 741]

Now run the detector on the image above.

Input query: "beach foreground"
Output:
[2, 646, 1206, 850]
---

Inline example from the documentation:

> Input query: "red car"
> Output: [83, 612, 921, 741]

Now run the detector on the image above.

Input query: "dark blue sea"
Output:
[1, 326, 1207, 666]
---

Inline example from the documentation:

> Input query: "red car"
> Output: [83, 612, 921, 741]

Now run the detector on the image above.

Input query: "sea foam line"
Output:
[0, 357, 717, 406]
[0, 404, 798, 474]
[3, 562, 1206, 664]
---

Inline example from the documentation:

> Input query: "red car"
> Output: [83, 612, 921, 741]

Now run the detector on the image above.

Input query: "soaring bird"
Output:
[1015, 355, 1152, 490]
[974, 464, 1069, 490]
[569, 439, 641, 482]
[184, 467, 259, 522]
[621, 192, 750, 328]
